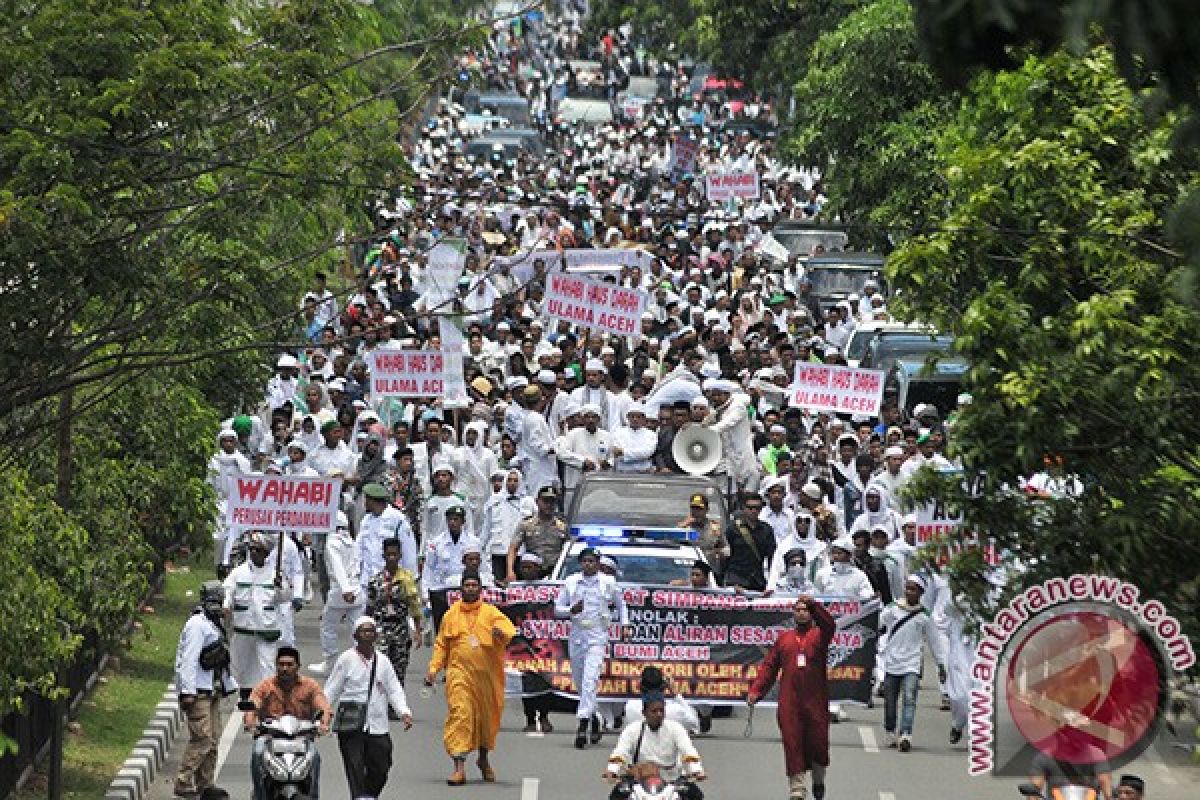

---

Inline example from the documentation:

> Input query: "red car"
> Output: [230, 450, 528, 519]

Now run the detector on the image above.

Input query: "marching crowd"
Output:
[172, 4, 1148, 800]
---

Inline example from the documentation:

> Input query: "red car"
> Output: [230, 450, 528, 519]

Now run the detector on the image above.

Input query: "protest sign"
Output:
[543, 272, 649, 337]
[915, 498, 964, 544]
[790, 363, 886, 415]
[497, 247, 654, 285]
[367, 349, 467, 404]
[705, 169, 761, 202]
[226, 475, 341, 533]
[424, 237, 466, 306]
[666, 136, 700, 179]
[476, 585, 880, 705]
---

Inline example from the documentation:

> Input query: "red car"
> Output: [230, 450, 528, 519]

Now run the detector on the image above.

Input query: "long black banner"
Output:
[474, 585, 881, 706]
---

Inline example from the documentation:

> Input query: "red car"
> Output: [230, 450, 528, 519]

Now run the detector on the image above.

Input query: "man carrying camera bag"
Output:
[173, 580, 236, 797]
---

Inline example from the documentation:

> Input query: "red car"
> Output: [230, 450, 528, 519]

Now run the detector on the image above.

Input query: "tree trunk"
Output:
[55, 388, 73, 509]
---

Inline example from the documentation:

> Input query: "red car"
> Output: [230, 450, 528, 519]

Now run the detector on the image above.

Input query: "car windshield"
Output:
[846, 329, 877, 361]
[559, 553, 697, 585]
[871, 335, 954, 366]
[807, 267, 882, 298]
[772, 229, 848, 257]
[573, 480, 722, 528]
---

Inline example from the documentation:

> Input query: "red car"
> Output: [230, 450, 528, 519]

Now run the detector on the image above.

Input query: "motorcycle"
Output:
[240, 701, 322, 800]
[610, 764, 701, 800]
[1017, 782, 1098, 800]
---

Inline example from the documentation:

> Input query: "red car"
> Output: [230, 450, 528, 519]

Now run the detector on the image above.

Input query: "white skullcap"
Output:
[703, 378, 736, 393]
[218, 427, 238, 440]
[769, 424, 786, 434]
[519, 552, 544, 565]
[885, 445, 905, 458]
[507, 376, 529, 389]
[906, 574, 927, 590]
[699, 362, 722, 379]
[902, 513, 918, 527]
[353, 616, 377, 632]
[800, 482, 822, 500]
[431, 459, 456, 476]
[580, 403, 602, 417]
[287, 439, 308, 454]
[276, 354, 300, 369]
[585, 358, 605, 372]
[690, 396, 710, 408]
[830, 535, 855, 553]
[600, 346, 615, 355]
[627, 402, 647, 416]
[328, 377, 347, 391]
[537, 369, 557, 385]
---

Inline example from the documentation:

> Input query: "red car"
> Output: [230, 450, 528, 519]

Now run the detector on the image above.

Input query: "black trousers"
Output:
[337, 731, 392, 799]
[430, 589, 450, 632]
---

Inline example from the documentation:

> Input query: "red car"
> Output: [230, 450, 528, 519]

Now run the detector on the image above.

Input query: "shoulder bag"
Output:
[332, 655, 377, 734]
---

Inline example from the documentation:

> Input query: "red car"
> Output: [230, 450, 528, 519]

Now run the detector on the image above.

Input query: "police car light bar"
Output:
[573, 526, 700, 543]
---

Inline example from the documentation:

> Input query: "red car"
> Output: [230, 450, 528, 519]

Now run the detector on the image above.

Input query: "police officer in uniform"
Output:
[505, 485, 569, 581]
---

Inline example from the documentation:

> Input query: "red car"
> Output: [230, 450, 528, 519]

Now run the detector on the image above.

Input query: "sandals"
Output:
[447, 769, 466, 786]
[478, 761, 496, 782]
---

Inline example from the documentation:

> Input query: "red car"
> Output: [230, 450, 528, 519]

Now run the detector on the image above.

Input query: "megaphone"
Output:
[673, 425, 722, 476]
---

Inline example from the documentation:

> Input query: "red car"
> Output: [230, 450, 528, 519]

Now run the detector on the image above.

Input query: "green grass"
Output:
[14, 556, 213, 800]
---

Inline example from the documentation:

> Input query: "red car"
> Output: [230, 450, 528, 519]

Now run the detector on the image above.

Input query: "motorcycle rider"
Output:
[604, 689, 706, 800]
[244, 646, 332, 800]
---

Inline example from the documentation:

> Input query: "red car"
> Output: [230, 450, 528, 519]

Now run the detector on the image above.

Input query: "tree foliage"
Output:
[886, 48, 1200, 634]
[0, 0, 487, 752]
[788, 0, 949, 235]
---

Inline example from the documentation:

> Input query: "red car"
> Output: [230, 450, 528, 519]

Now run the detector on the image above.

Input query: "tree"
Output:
[886, 46, 1200, 636]
[787, 0, 950, 238]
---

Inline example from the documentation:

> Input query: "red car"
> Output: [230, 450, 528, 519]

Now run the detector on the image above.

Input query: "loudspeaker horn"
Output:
[673, 424, 722, 476]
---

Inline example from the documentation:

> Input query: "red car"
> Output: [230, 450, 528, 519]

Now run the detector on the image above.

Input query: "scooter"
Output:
[1017, 782, 1099, 800]
[610, 764, 701, 800]
[239, 701, 322, 800]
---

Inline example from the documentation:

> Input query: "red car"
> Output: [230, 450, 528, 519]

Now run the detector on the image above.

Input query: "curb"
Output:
[103, 683, 182, 800]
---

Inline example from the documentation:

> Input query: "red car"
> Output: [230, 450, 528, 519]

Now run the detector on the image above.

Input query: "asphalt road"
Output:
[147, 602, 1200, 800]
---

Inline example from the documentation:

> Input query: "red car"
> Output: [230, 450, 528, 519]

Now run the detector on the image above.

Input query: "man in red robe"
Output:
[747, 594, 835, 800]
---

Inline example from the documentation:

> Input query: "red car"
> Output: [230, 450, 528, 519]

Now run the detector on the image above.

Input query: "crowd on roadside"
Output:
[173, 4, 1120, 800]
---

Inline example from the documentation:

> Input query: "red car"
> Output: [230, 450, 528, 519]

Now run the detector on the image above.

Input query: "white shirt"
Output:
[326, 530, 362, 599]
[268, 535, 305, 601]
[325, 648, 410, 735]
[421, 530, 483, 597]
[877, 602, 946, 675]
[175, 612, 229, 695]
[480, 492, 534, 556]
[606, 719, 704, 781]
[359, 507, 418, 586]
[308, 441, 355, 478]
[759, 505, 796, 545]
[813, 563, 876, 599]
[555, 572, 628, 631]
[612, 426, 657, 473]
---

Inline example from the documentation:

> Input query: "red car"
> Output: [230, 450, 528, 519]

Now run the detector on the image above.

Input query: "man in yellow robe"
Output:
[425, 569, 516, 786]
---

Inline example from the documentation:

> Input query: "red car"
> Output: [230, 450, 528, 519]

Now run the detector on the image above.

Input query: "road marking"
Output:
[880, 792, 896, 800]
[525, 730, 545, 738]
[214, 704, 242, 777]
[858, 726, 879, 753]
[521, 776, 540, 800]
